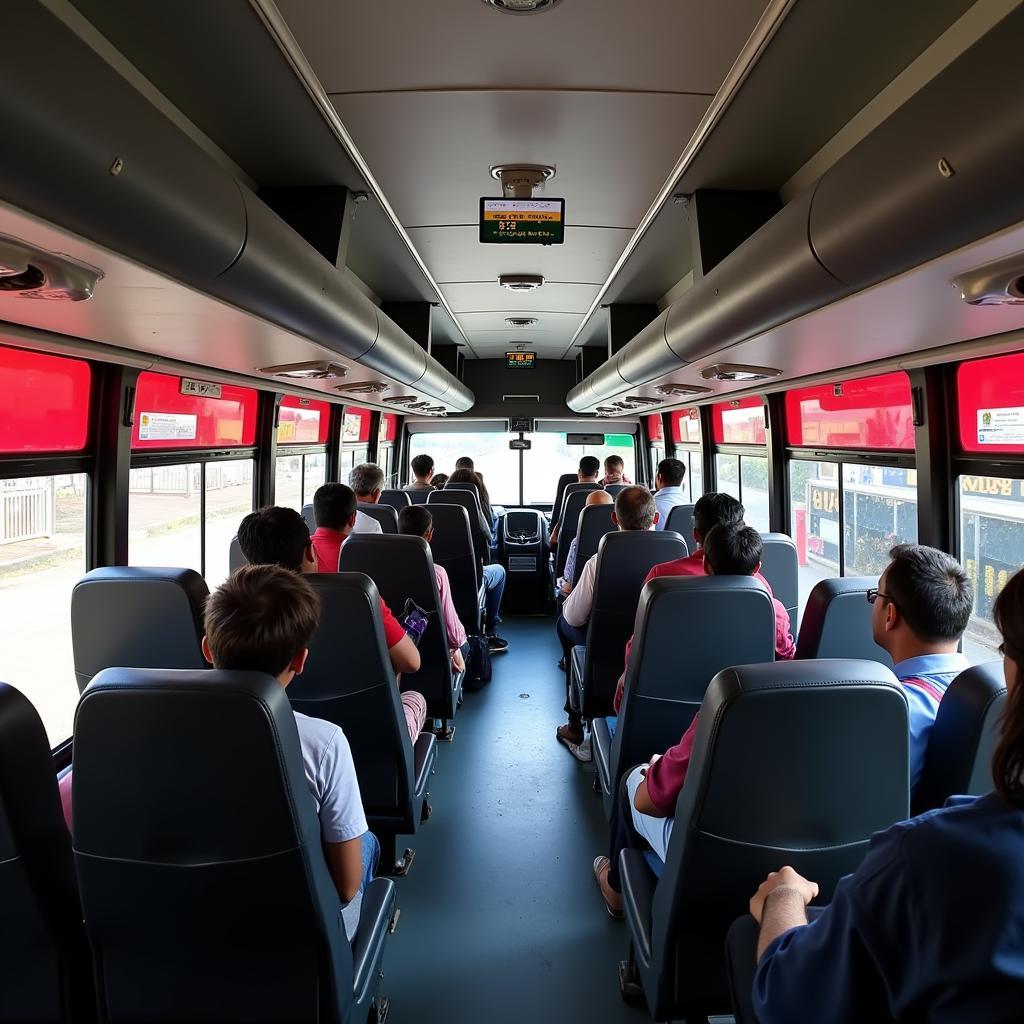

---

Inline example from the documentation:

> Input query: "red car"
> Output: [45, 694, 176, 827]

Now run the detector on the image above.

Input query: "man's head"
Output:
[579, 455, 601, 481]
[655, 458, 686, 490]
[410, 454, 434, 482]
[455, 457, 474, 471]
[702, 523, 762, 577]
[603, 455, 625, 482]
[612, 486, 658, 532]
[692, 492, 745, 546]
[202, 564, 320, 686]
[871, 544, 973, 658]
[398, 504, 433, 541]
[586, 489, 614, 509]
[237, 506, 315, 573]
[313, 482, 357, 534]
[349, 463, 384, 502]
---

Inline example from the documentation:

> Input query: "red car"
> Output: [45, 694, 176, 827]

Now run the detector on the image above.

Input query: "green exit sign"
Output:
[480, 198, 565, 245]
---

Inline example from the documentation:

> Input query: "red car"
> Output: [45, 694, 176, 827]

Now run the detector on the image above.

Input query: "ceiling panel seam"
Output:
[326, 87, 718, 99]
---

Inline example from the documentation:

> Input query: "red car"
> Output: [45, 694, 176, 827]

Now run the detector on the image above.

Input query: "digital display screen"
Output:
[506, 351, 537, 369]
[481, 198, 565, 245]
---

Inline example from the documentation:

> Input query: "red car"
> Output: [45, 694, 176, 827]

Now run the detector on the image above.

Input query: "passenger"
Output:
[555, 486, 658, 760]
[404, 454, 435, 493]
[431, 472, 449, 490]
[448, 466, 495, 537]
[455, 456, 474, 471]
[556, 489, 614, 596]
[238, 501, 426, 741]
[599, 455, 631, 486]
[398, 505, 467, 674]
[728, 565, 1024, 1024]
[203, 564, 375, 942]
[592, 522, 795, 917]
[348, 463, 385, 534]
[549, 455, 602, 548]
[651, 457, 688, 529]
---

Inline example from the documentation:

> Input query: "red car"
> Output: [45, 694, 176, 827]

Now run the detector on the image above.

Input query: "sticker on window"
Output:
[978, 407, 1024, 445]
[138, 412, 197, 441]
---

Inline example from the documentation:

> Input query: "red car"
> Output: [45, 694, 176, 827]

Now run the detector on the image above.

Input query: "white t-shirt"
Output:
[293, 711, 368, 940]
[352, 509, 383, 535]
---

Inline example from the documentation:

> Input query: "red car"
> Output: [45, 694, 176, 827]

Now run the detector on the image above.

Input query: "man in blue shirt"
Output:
[868, 544, 973, 790]
[652, 458, 688, 530]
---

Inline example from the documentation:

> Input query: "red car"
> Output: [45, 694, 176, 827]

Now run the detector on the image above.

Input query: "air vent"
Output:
[502, 394, 540, 402]
[424, 406, 448, 415]
[0, 235, 100, 301]
[623, 395, 660, 407]
[700, 363, 782, 383]
[482, 0, 563, 13]
[655, 383, 713, 397]
[954, 252, 1024, 305]
[334, 381, 390, 394]
[259, 360, 347, 380]
[505, 317, 538, 328]
[384, 396, 421, 406]
[499, 274, 544, 292]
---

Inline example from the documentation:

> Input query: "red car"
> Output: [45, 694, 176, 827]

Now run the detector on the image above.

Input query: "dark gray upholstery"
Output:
[424, 503, 484, 634]
[0, 682, 92, 1023]
[571, 530, 688, 719]
[593, 576, 776, 819]
[74, 668, 395, 1024]
[357, 502, 398, 534]
[71, 567, 208, 693]
[664, 503, 695, 544]
[339, 535, 462, 723]
[620, 659, 909, 1020]
[300, 503, 316, 533]
[379, 489, 411, 510]
[551, 472, 577, 525]
[795, 576, 893, 666]
[443, 481, 480, 503]
[759, 532, 800, 625]
[604, 483, 628, 497]
[406, 488, 431, 505]
[555, 488, 601, 579]
[290, 574, 436, 862]
[229, 535, 246, 574]
[914, 661, 1007, 814]
[571, 503, 616, 586]
[428, 489, 489, 567]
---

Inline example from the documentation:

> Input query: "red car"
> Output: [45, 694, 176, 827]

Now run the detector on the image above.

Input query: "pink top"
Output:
[434, 564, 467, 651]
[644, 714, 699, 815]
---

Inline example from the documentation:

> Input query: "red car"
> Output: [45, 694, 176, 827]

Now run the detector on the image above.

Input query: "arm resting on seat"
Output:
[620, 848, 658, 968]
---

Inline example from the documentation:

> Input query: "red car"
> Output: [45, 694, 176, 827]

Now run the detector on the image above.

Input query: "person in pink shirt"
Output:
[599, 454, 631, 486]
[398, 504, 468, 675]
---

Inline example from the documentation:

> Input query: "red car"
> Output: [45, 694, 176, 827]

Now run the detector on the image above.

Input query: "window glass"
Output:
[0, 346, 91, 453]
[712, 398, 766, 445]
[715, 453, 740, 499]
[646, 414, 665, 444]
[132, 372, 257, 450]
[129, 463, 202, 573]
[741, 456, 770, 531]
[339, 447, 369, 483]
[649, 445, 665, 489]
[790, 461, 840, 617]
[786, 372, 914, 449]
[278, 396, 330, 445]
[343, 406, 372, 444]
[959, 474, 1024, 658]
[688, 451, 703, 499]
[524, 432, 636, 505]
[842, 464, 918, 577]
[379, 414, 398, 443]
[0, 473, 87, 744]
[379, 445, 393, 485]
[671, 408, 701, 444]
[203, 461, 254, 588]
[409, 431, 521, 504]
[304, 453, 327, 503]
[957, 351, 1024, 454]
[275, 454, 304, 512]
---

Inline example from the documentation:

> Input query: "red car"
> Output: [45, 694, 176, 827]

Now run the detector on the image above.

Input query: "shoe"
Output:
[556, 723, 584, 747]
[567, 736, 592, 763]
[558, 656, 566, 671]
[593, 856, 624, 919]
[486, 634, 509, 652]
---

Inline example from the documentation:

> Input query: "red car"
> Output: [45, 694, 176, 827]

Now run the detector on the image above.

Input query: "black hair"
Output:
[398, 504, 433, 538]
[604, 455, 624, 469]
[992, 567, 1024, 805]
[882, 544, 973, 643]
[579, 456, 601, 479]
[657, 458, 686, 488]
[614, 486, 657, 531]
[411, 454, 434, 478]
[237, 506, 310, 572]
[431, 473, 449, 489]
[692, 492, 745, 540]
[455, 457, 474, 470]
[703, 523, 762, 576]
[313, 482, 356, 531]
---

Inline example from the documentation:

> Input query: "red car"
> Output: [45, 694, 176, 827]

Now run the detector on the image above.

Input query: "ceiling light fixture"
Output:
[505, 317, 538, 328]
[699, 363, 782, 383]
[384, 396, 421, 406]
[482, 0, 564, 14]
[499, 274, 544, 292]
[333, 380, 390, 394]
[655, 382, 713, 397]
[259, 360, 347, 380]
[623, 395, 660, 407]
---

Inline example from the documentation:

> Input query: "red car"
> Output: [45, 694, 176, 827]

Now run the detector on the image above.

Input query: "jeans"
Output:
[607, 769, 652, 893]
[482, 563, 506, 631]
[361, 829, 380, 890]
[556, 614, 589, 728]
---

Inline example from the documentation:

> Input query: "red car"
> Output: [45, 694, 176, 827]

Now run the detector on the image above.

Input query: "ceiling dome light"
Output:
[505, 317, 538, 328]
[699, 363, 782, 382]
[655, 383, 713, 397]
[259, 360, 347, 380]
[482, 0, 563, 13]
[499, 274, 544, 292]
[333, 380, 390, 394]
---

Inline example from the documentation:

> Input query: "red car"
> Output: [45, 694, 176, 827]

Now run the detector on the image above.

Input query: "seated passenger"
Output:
[556, 489, 614, 597]
[398, 504, 467, 674]
[549, 455, 601, 549]
[729, 565, 1024, 1024]
[238, 502, 426, 742]
[592, 522, 794, 917]
[431, 472, 449, 490]
[455, 456, 474, 472]
[348, 463, 385, 534]
[599, 454, 631, 486]
[448, 467, 495, 540]
[203, 564, 375, 941]
[404, 454, 435, 493]
[652, 457, 688, 529]
[555, 486, 659, 760]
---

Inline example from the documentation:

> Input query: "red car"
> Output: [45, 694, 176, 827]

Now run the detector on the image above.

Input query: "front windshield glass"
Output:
[522, 432, 636, 505]
[407, 431, 521, 505]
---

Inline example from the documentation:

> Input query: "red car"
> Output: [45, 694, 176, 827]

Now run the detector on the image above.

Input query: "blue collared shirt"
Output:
[754, 793, 1024, 1023]
[653, 486, 687, 530]
[893, 652, 970, 790]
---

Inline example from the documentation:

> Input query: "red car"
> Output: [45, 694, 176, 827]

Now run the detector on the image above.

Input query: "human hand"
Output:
[452, 647, 466, 674]
[749, 866, 819, 923]
[613, 673, 625, 708]
[639, 752, 661, 776]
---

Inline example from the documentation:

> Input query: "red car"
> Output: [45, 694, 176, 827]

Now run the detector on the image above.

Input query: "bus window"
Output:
[687, 451, 703, 500]
[711, 399, 768, 530]
[523, 432, 636, 505]
[714, 453, 769, 531]
[275, 397, 331, 514]
[407, 431, 520, 504]
[670, 409, 702, 503]
[379, 414, 398, 486]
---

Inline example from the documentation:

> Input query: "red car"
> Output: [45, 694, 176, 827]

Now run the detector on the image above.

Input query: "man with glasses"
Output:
[868, 544, 973, 791]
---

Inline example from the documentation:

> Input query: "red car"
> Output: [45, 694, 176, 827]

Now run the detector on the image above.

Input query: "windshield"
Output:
[407, 432, 521, 504]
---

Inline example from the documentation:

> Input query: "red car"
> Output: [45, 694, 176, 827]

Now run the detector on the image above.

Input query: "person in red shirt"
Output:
[593, 522, 795, 918]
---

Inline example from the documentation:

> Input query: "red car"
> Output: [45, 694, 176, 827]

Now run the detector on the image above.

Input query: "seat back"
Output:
[653, 659, 909, 1016]
[289, 574, 418, 835]
[795, 576, 893, 666]
[379, 489, 411, 511]
[229, 535, 247, 574]
[73, 668, 355, 1024]
[443, 481, 480, 503]
[428, 489, 487, 566]
[914, 661, 1007, 814]
[340, 535, 459, 720]
[758, 533, 799, 624]
[572, 503, 617, 586]
[423, 503, 482, 633]
[357, 503, 398, 534]
[582, 530, 689, 718]
[300, 503, 316, 533]
[556, 488, 600, 578]
[604, 483, 628, 497]
[71, 567, 208, 693]
[612, 577, 777, 802]
[664, 503, 695, 544]
[407, 488, 431, 505]
[0, 683, 92, 1023]
[551, 472, 577, 524]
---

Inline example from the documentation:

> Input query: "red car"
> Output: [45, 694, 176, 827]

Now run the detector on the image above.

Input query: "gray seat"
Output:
[290, 573, 437, 870]
[570, 530, 689, 720]
[795, 576, 893, 666]
[340, 534, 463, 730]
[913, 661, 1007, 814]
[619, 659, 909, 1020]
[379, 489, 411, 511]
[664, 503, 695, 544]
[759, 532, 800, 625]
[550, 472, 577, 527]
[425, 503, 485, 634]
[604, 483, 628, 497]
[229, 535, 246, 574]
[357, 502, 398, 534]
[300, 503, 316, 533]
[571, 503, 617, 587]
[71, 567, 208, 692]
[74, 667, 396, 1024]
[555, 488, 600, 579]
[0, 682, 93, 1023]
[406, 488, 432, 505]
[428, 489, 489, 567]
[593, 576, 776, 819]
[443, 481, 480, 503]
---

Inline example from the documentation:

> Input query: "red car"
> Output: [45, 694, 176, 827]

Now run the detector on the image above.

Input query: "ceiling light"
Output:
[505, 317, 538, 328]
[700, 363, 782, 383]
[0, 235, 101, 301]
[259, 360, 347, 380]
[499, 274, 544, 292]
[953, 252, 1024, 305]
[333, 381, 390, 394]
[655, 383, 713, 397]
[482, 0, 563, 13]
[384, 396, 421, 406]
[623, 395, 660, 407]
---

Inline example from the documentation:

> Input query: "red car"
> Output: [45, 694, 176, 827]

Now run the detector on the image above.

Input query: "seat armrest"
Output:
[412, 732, 436, 800]
[592, 717, 613, 795]
[570, 645, 586, 713]
[352, 877, 396, 1007]
[620, 849, 657, 969]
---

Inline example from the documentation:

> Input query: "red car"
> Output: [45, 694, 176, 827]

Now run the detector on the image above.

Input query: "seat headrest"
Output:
[795, 576, 893, 665]
[300, 504, 316, 533]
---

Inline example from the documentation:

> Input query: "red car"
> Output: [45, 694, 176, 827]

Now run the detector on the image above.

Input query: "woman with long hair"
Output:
[993, 567, 1024, 806]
